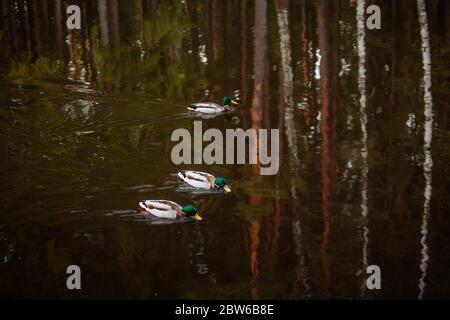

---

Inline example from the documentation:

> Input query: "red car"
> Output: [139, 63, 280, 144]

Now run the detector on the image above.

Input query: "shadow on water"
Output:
[106, 209, 199, 225]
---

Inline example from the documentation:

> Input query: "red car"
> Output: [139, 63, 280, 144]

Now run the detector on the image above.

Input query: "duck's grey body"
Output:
[187, 102, 230, 114]
[139, 200, 181, 219]
[177, 170, 215, 189]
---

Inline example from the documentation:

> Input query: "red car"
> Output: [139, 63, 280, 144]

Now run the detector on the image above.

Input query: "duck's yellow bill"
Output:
[223, 185, 232, 193]
[193, 213, 202, 221]
[231, 99, 238, 105]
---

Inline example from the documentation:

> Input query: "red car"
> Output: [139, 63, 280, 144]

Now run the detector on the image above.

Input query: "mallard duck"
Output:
[187, 96, 238, 114]
[138, 200, 202, 221]
[177, 170, 231, 193]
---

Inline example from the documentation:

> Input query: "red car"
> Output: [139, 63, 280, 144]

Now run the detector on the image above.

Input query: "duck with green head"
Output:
[139, 200, 202, 221]
[177, 171, 231, 193]
[187, 96, 238, 114]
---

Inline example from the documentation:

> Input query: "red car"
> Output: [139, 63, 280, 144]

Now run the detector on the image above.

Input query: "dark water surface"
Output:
[0, 0, 449, 299]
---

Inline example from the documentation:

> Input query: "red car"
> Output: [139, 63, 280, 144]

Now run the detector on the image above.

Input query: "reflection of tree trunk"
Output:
[277, 0, 308, 298]
[251, 1, 266, 128]
[80, 2, 89, 82]
[446, 0, 450, 44]
[205, 0, 217, 99]
[250, 0, 266, 170]
[389, 0, 397, 105]
[151, 0, 158, 45]
[82, 1, 97, 82]
[277, 0, 298, 192]
[1, 1, 12, 57]
[224, 0, 232, 80]
[240, 0, 248, 115]
[212, 0, 219, 62]
[263, 209, 273, 278]
[68, 30, 80, 81]
[109, 0, 121, 88]
[263, 77, 271, 130]
[318, 0, 332, 298]
[135, 0, 144, 41]
[0, 3, 2, 33]
[417, 0, 434, 300]
[22, 0, 31, 52]
[357, 0, 369, 298]
[270, 0, 284, 280]
[331, 1, 339, 188]
[300, 0, 311, 127]
[109, 0, 120, 46]
[98, 0, 109, 46]
[247, 0, 268, 300]
[54, 0, 64, 59]
[26, 1, 36, 58]
[32, 0, 42, 61]
[186, 0, 199, 63]
[41, 0, 49, 52]
[211, 0, 221, 98]
[249, 220, 260, 300]
[9, 0, 18, 53]
[66, 0, 81, 83]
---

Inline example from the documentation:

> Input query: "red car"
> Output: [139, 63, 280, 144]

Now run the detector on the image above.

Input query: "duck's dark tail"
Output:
[187, 105, 197, 111]
[177, 171, 187, 181]
[139, 201, 148, 210]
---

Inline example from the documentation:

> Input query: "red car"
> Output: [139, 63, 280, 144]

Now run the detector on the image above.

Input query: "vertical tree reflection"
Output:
[246, 0, 269, 300]
[109, 0, 120, 46]
[240, 0, 248, 106]
[300, 0, 312, 126]
[317, 0, 332, 298]
[417, 0, 434, 300]
[186, 0, 200, 62]
[98, 0, 110, 46]
[54, 0, 64, 59]
[277, 0, 299, 193]
[276, 0, 309, 298]
[356, 0, 369, 298]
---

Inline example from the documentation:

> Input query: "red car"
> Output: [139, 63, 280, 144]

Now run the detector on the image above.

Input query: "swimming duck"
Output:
[187, 96, 238, 114]
[177, 170, 231, 193]
[138, 200, 202, 221]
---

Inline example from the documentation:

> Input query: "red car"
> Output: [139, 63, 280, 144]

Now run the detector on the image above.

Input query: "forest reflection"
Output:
[0, 0, 449, 299]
